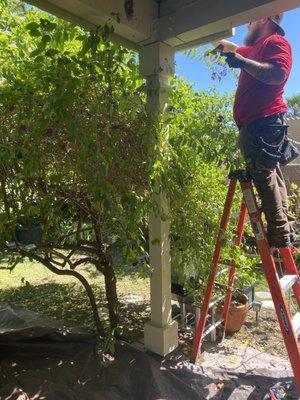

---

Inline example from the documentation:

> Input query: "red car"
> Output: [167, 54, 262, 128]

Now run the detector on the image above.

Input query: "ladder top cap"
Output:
[228, 169, 252, 182]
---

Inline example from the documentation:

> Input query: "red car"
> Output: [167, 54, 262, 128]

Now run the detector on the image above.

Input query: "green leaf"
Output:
[25, 22, 41, 37]
[30, 47, 44, 57]
[42, 34, 51, 44]
[30, 35, 50, 57]
[45, 48, 60, 57]
[40, 19, 57, 31]
[25, 22, 39, 31]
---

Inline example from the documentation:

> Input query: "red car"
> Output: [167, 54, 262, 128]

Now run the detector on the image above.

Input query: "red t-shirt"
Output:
[234, 33, 292, 125]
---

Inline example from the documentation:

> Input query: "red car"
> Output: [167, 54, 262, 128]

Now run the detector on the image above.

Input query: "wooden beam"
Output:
[28, 0, 155, 48]
[159, 0, 300, 44]
[174, 28, 234, 51]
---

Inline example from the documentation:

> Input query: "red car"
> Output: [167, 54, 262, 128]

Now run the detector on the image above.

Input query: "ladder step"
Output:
[217, 267, 231, 277]
[292, 312, 300, 338]
[280, 275, 299, 293]
[203, 319, 223, 338]
[209, 295, 225, 308]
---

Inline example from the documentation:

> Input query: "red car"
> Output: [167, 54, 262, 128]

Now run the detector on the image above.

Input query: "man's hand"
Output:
[212, 39, 238, 53]
[224, 52, 246, 69]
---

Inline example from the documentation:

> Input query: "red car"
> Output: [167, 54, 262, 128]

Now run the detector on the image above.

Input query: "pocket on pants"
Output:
[255, 147, 281, 171]
[248, 123, 286, 171]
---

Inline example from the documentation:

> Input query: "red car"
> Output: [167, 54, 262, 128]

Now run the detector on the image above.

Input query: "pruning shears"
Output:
[206, 44, 224, 56]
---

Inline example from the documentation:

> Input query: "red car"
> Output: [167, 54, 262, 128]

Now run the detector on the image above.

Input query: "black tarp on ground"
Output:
[0, 303, 298, 400]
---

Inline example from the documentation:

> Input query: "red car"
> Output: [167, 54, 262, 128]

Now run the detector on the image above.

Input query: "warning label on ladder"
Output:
[243, 188, 257, 214]
[252, 221, 265, 240]
[279, 304, 290, 335]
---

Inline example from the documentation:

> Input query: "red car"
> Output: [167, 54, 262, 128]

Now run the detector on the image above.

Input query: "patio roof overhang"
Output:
[28, 0, 300, 52]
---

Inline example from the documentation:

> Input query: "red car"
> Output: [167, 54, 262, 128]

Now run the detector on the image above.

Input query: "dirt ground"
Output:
[232, 293, 299, 360]
[231, 308, 289, 359]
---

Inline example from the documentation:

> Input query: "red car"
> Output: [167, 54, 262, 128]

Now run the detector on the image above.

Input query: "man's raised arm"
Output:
[224, 52, 287, 85]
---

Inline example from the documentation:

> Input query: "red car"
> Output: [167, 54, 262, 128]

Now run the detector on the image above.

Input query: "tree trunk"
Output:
[93, 224, 119, 331]
[103, 257, 119, 330]
[25, 252, 106, 337]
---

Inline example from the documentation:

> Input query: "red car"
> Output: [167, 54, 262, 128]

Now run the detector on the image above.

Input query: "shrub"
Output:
[0, 1, 258, 335]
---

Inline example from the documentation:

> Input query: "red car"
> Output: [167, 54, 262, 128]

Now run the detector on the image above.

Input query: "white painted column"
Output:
[139, 42, 178, 356]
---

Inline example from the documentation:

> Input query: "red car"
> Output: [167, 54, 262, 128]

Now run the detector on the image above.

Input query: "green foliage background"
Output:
[0, 1, 259, 331]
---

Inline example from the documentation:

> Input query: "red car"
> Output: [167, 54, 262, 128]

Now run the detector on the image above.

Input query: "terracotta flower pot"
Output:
[219, 292, 249, 333]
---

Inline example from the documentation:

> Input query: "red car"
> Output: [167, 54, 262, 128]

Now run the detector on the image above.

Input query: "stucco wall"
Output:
[282, 117, 300, 187]
[287, 117, 300, 143]
[282, 118, 300, 213]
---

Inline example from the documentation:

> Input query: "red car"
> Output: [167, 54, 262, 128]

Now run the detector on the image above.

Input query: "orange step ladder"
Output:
[191, 169, 300, 394]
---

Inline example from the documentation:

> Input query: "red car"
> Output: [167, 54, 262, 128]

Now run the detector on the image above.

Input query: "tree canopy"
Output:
[0, 1, 256, 335]
[287, 94, 300, 118]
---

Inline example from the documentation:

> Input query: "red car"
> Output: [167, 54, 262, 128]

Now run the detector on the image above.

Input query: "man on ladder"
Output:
[216, 13, 297, 249]
[192, 13, 300, 397]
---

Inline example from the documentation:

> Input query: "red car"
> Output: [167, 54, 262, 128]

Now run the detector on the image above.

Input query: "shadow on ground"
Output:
[0, 282, 150, 342]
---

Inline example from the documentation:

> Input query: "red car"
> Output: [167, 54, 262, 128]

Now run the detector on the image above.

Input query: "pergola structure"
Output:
[29, 0, 300, 357]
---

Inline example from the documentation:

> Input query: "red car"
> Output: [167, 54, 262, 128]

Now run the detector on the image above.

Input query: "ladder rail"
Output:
[191, 178, 237, 362]
[222, 201, 247, 334]
[240, 180, 300, 394]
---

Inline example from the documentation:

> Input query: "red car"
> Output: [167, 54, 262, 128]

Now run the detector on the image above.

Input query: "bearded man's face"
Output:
[244, 20, 263, 46]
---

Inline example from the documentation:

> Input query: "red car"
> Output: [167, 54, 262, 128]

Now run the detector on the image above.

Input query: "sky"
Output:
[175, 7, 300, 99]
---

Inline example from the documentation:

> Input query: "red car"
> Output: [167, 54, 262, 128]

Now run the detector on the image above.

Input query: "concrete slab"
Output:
[256, 291, 272, 300]
[261, 300, 275, 309]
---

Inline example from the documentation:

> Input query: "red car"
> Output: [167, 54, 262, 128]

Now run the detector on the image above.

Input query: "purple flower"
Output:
[43, 128, 55, 138]
[18, 124, 27, 134]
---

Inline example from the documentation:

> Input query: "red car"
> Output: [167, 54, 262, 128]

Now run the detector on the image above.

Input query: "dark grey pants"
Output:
[239, 125, 295, 246]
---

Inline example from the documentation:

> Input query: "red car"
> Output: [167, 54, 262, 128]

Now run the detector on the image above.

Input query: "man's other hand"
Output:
[224, 52, 246, 69]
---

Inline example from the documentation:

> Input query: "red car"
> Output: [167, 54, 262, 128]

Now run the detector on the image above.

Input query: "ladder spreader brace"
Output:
[191, 169, 300, 394]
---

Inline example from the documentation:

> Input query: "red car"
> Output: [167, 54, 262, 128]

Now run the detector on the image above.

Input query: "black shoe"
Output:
[290, 233, 300, 248]
[267, 237, 293, 249]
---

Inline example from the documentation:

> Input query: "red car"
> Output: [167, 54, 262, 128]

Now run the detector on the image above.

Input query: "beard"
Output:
[244, 25, 261, 46]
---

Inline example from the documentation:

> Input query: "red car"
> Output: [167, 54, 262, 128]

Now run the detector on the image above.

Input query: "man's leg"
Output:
[251, 169, 291, 245]
[239, 126, 291, 247]
[276, 165, 296, 237]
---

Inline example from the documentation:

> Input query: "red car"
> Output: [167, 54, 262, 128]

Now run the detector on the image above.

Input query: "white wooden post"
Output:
[139, 42, 178, 356]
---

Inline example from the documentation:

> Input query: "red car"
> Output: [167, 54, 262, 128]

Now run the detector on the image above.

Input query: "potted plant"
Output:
[15, 204, 43, 246]
[218, 289, 249, 333]
[15, 220, 42, 246]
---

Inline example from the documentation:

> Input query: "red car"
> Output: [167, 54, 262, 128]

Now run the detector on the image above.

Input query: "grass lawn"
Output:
[0, 256, 150, 340]
[0, 256, 295, 358]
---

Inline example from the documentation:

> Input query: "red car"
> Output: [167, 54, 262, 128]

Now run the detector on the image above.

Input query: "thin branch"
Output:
[60, 227, 93, 245]
[48, 253, 66, 267]
[19, 249, 106, 337]
[0, 177, 10, 217]
[71, 257, 94, 269]
[46, 248, 74, 269]
[76, 211, 82, 245]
